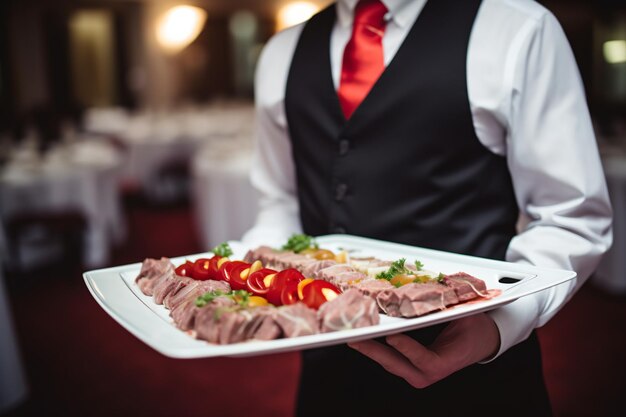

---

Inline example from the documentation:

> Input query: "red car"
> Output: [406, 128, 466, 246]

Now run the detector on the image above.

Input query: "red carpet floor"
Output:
[3, 197, 625, 417]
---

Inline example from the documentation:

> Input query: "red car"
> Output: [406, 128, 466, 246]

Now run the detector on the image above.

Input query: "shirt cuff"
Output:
[478, 291, 544, 363]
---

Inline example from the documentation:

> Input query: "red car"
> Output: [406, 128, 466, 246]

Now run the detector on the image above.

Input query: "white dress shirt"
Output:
[242, 0, 613, 358]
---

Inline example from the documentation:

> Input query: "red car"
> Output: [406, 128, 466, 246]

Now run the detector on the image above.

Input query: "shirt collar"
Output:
[336, 0, 426, 28]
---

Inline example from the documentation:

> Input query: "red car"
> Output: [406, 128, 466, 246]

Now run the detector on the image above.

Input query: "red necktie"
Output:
[337, 0, 388, 119]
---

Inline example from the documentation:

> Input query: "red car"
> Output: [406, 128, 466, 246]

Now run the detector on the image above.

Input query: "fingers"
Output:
[348, 340, 412, 375]
[348, 315, 500, 389]
[348, 338, 434, 388]
[386, 334, 450, 382]
[386, 333, 439, 370]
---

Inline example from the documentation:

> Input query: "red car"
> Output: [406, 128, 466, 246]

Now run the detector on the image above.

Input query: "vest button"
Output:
[335, 183, 348, 201]
[338, 139, 350, 156]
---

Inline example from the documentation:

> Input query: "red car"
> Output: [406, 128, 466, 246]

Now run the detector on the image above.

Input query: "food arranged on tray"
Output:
[135, 234, 494, 346]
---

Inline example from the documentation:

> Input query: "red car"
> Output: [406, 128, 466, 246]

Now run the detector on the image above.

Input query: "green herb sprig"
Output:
[195, 290, 227, 307]
[376, 258, 410, 281]
[376, 258, 429, 282]
[212, 242, 233, 257]
[282, 233, 318, 253]
[195, 289, 250, 308]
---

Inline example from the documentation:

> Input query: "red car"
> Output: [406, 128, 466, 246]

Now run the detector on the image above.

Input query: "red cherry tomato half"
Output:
[301, 280, 342, 309]
[280, 281, 300, 306]
[192, 258, 212, 280]
[207, 256, 223, 280]
[246, 268, 277, 296]
[221, 261, 251, 290]
[228, 264, 250, 290]
[216, 259, 232, 281]
[175, 261, 194, 277]
[193, 255, 223, 281]
[275, 268, 305, 284]
[266, 268, 304, 305]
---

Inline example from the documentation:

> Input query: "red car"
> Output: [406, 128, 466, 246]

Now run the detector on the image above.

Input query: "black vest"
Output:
[285, 0, 519, 261]
[285, 2, 551, 416]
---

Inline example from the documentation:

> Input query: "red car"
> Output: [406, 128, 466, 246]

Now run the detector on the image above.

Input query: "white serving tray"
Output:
[83, 234, 576, 359]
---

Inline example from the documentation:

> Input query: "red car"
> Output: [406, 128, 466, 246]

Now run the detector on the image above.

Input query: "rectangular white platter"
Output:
[83, 234, 576, 359]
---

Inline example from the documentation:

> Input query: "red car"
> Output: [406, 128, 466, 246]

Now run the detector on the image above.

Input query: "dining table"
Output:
[83, 103, 256, 201]
[81, 103, 260, 246]
[0, 138, 125, 270]
[191, 135, 259, 250]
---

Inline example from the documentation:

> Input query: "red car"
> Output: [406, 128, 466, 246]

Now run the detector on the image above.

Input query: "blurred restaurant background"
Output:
[0, 1, 625, 416]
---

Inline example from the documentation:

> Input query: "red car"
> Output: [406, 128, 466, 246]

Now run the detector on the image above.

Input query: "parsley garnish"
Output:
[376, 258, 411, 280]
[195, 290, 227, 307]
[212, 242, 233, 257]
[412, 275, 431, 284]
[436, 273, 447, 284]
[195, 289, 250, 308]
[376, 258, 431, 282]
[282, 233, 318, 253]
[230, 290, 251, 306]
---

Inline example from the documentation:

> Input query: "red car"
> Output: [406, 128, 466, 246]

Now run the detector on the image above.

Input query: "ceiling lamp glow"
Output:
[156, 5, 207, 53]
[603, 40, 626, 64]
[276, 2, 319, 31]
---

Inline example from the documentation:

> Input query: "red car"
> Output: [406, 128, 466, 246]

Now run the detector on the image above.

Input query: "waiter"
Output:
[243, 0, 612, 415]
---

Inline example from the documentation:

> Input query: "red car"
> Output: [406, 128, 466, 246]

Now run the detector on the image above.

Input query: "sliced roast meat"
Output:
[315, 264, 357, 282]
[135, 257, 175, 296]
[162, 276, 195, 309]
[171, 286, 234, 330]
[250, 309, 282, 340]
[192, 297, 237, 340]
[331, 270, 369, 290]
[170, 299, 200, 331]
[272, 253, 310, 270]
[243, 246, 276, 264]
[318, 289, 379, 332]
[301, 259, 338, 278]
[166, 280, 231, 311]
[196, 303, 280, 344]
[241, 307, 281, 341]
[196, 279, 231, 294]
[244, 246, 323, 272]
[444, 272, 488, 301]
[353, 279, 394, 299]
[166, 281, 203, 311]
[216, 309, 255, 344]
[275, 303, 319, 337]
[153, 271, 190, 305]
[376, 283, 459, 318]
[193, 306, 221, 342]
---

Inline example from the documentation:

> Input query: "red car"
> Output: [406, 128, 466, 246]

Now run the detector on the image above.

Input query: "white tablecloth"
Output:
[85, 104, 256, 198]
[0, 140, 125, 269]
[113, 112, 186, 191]
[191, 141, 259, 250]
[594, 154, 626, 294]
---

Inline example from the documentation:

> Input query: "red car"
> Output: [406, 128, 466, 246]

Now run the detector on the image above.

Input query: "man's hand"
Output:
[347, 313, 500, 388]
